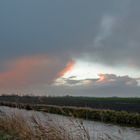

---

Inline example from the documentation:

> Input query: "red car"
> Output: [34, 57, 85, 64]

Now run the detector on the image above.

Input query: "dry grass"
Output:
[0, 111, 90, 140]
[0, 108, 124, 140]
[0, 112, 34, 140]
[31, 115, 90, 140]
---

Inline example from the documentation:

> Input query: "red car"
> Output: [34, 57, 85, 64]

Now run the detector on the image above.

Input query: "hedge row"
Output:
[0, 102, 140, 127]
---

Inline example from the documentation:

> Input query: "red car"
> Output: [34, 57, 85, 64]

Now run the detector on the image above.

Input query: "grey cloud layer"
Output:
[0, 74, 139, 97]
[59, 74, 138, 87]
[7, 74, 140, 97]
[0, 0, 140, 96]
[0, 0, 136, 65]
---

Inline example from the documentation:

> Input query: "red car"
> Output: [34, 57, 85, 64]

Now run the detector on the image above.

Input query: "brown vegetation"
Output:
[0, 111, 90, 140]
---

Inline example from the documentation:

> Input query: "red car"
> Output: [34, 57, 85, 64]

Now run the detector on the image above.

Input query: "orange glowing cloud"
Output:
[97, 73, 106, 82]
[58, 60, 75, 77]
[0, 55, 72, 89]
[0, 55, 48, 88]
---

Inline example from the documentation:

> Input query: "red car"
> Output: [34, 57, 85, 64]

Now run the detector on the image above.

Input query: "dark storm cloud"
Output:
[1, 0, 139, 68]
[90, 0, 140, 67]
[0, 0, 140, 95]
[0, 0, 127, 62]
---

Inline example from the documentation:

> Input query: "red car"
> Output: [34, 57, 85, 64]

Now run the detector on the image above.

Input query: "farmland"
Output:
[0, 95, 140, 113]
[0, 95, 140, 127]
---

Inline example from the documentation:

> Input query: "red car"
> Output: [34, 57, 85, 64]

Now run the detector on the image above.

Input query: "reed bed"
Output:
[0, 110, 91, 140]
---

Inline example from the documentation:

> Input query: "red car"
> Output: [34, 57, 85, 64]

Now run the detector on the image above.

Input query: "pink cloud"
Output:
[0, 55, 75, 89]
[58, 60, 75, 77]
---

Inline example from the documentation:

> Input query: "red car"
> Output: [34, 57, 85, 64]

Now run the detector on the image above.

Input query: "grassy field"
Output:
[0, 101, 140, 128]
[0, 132, 13, 140]
[0, 95, 140, 113]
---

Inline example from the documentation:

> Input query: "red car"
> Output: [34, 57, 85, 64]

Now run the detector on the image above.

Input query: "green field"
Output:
[0, 95, 140, 127]
[0, 95, 140, 113]
[0, 100, 140, 128]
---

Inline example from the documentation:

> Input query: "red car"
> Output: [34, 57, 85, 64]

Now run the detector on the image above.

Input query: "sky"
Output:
[0, 0, 140, 97]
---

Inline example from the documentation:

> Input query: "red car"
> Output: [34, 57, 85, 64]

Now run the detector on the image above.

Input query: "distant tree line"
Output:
[0, 95, 140, 113]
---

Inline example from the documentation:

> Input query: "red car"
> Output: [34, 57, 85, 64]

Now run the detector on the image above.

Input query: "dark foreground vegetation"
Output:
[0, 95, 140, 113]
[0, 101, 140, 128]
[0, 110, 91, 140]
